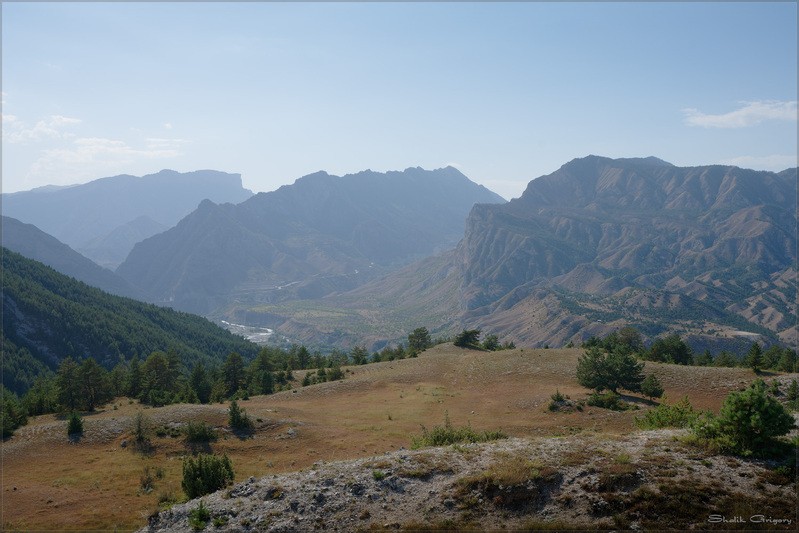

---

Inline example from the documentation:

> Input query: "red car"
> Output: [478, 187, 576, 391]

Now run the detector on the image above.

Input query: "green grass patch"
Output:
[410, 412, 506, 449]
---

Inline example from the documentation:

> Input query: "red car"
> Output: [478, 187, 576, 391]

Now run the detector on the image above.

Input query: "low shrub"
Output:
[182, 453, 234, 499]
[131, 411, 152, 450]
[586, 391, 630, 411]
[184, 421, 217, 443]
[411, 412, 506, 449]
[67, 411, 83, 436]
[139, 465, 164, 493]
[635, 396, 701, 429]
[188, 500, 211, 531]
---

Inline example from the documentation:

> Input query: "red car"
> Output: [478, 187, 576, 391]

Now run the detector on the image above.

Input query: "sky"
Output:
[2, 2, 797, 201]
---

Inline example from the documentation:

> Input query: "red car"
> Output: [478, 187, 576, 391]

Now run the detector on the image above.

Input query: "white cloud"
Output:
[683, 100, 797, 128]
[27, 136, 187, 184]
[163, 122, 173, 130]
[2, 114, 18, 124]
[3, 114, 82, 143]
[145, 137, 190, 150]
[1, 92, 7, 105]
[720, 154, 797, 171]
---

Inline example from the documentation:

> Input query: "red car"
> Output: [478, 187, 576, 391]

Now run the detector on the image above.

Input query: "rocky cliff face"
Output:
[455, 156, 797, 347]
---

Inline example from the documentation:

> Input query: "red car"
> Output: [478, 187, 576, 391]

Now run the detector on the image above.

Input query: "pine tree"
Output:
[56, 357, 81, 412]
[1, 385, 28, 438]
[189, 363, 212, 404]
[707, 380, 795, 453]
[228, 399, 253, 432]
[221, 352, 246, 398]
[454, 329, 481, 348]
[576, 346, 644, 394]
[746, 342, 763, 373]
[408, 327, 432, 354]
[79, 357, 109, 411]
[694, 350, 714, 366]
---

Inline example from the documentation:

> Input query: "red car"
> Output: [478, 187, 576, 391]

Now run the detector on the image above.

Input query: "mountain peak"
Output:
[563, 155, 674, 170]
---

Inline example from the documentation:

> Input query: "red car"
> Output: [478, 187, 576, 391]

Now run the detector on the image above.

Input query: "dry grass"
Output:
[1, 345, 771, 531]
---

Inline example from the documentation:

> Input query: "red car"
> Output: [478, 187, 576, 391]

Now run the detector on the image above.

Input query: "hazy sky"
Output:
[2, 2, 797, 200]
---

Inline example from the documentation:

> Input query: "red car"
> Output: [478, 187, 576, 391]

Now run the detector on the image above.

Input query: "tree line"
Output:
[582, 327, 796, 372]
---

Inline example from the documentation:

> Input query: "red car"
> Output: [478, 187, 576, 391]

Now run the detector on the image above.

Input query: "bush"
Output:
[188, 500, 211, 531]
[182, 454, 234, 499]
[184, 421, 217, 443]
[131, 411, 152, 449]
[411, 412, 506, 449]
[635, 397, 700, 429]
[228, 400, 254, 432]
[586, 391, 630, 411]
[67, 411, 83, 436]
[694, 380, 796, 455]
[140, 465, 164, 494]
[640, 374, 664, 400]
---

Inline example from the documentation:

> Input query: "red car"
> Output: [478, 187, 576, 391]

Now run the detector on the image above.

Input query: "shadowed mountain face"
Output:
[1, 216, 142, 299]
[2, 169, 253, 268]
[251, 156, 797, 351]
[116, 166, 505, 315]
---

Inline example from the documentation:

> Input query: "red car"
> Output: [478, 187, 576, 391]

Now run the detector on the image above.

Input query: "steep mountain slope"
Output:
[78, 215, 169, 269]
[1, 248, 258, 394]
[1, 216, 141, 299]
[2, 169, 253, 268]
[117, 167, 505, 315]
[456, 156, 796, 347]
[251, 156, 797, 351]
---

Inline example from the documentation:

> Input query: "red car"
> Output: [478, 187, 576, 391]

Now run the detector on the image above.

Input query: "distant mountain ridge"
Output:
[1, 216, 141, 299]
[2, 169, 253, 268]
[247, 156, 797, 352]
[116, 166, 505, 315]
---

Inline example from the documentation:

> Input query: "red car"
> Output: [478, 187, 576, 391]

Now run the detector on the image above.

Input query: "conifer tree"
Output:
[746, 342, 763, 373]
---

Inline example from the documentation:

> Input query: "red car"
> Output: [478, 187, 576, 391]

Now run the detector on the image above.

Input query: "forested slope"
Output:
[1, 248, 258, 394]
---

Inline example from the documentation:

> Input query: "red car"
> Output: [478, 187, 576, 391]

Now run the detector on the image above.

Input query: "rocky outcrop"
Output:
[141, 431, 797, 532]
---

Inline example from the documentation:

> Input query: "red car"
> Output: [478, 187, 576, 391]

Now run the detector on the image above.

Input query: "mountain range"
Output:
[3, 157, 795, 358]
[243, 156, 797, 352]
[2, 169, 253, 268]
[116, 166, 505, 315]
